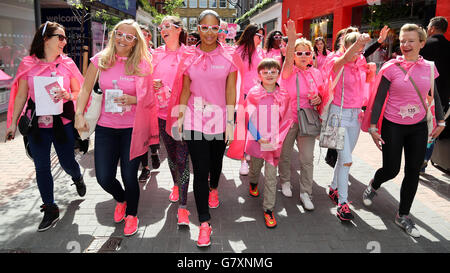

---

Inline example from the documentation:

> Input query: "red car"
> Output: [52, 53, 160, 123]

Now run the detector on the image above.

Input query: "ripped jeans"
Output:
[328, 104, 361, 205]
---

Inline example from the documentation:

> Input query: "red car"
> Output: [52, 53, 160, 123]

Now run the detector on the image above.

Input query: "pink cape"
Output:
[361, 56, 437, 134]
[165, 44, 246, 141]
[129, 62, 159, 160]
[7, 55, 84, 128]
[227, 85, 292, 166]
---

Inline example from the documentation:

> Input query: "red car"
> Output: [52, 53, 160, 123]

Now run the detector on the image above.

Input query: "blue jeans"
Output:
[94, 125, 141, 216]
[328, 104, 361, 205]
[28, 122, 82, 205]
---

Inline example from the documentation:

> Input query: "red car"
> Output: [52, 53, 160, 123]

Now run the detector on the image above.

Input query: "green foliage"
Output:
[363, 2, 411, 30]
[138, 0, 185, 25]
[235, 0, 273, 24]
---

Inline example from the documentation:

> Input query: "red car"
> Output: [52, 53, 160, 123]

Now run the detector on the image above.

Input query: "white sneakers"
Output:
[300, 192, 314, 211]
[281, 182, 292, 197]
[239, 160, 249, 176]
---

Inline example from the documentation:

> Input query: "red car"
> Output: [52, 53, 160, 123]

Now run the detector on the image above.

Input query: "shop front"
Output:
[0, 0, 36, 114]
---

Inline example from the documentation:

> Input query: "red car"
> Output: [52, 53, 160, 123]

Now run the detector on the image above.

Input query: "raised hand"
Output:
[377, 25, 390, 44]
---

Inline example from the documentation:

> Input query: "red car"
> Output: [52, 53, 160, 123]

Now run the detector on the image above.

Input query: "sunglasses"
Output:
[273, 35, 283, 40]
[142, 31, 151, 38]
[259, 70, 279, 76]
[295, 51, 312, 57]
[157, 23, 180, 32]
[199, 25, 220, 33]
[255, 33, 264, 39]
[114, 30, 137, 42]
[187, 37, 198, 42]
[50, 34, 67, 42]
[218, 29, 229, 34]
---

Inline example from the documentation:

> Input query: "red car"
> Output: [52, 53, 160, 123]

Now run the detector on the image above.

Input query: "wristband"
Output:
[368, 127, 378, 133]
[437, 122, 446, 127]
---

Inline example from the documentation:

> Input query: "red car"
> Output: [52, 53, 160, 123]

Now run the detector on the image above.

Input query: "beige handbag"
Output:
[297, 73, 321, 136]
[319, 69, 346, 150]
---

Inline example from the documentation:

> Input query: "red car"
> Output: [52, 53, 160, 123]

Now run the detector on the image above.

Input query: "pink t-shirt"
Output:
[332, 56, 367, 109]
[316, 50, 330, 72]
[245, 92, 276, 159]
[383, 61, 439, 125]
[280, 66, 323, 123]
[22, 58, 73, 128]
[265, 48, 282, 64]
[236, 45, 265, 95]
[152, 46, 184, 120]
[183, 45, 237, 134]
[91, 53, 137, 129]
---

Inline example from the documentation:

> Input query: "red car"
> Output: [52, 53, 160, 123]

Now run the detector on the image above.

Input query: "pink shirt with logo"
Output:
[280, 66, 323, 123]
[236, 45, 265, 95]
[265, 48, 282, 64]
[22, 60, 73, 128]
[183, 45, 237, 134]
[152, 45, 184, 120]
[91, 53, 137, 129]
[382, 61, 439, 125]
[332, 56, 367, 109]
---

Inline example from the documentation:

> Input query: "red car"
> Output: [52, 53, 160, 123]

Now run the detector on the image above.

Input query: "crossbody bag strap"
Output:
[395, 63, 428, 112]
[338, 69, 344, 125]
[296, 72, 301, 125]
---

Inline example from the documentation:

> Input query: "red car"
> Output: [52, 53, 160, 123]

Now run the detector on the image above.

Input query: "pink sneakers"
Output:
[208, 189, 219, 208]
[177, 208, 190, 226]
[169, 186, 179, 202]
[114, 202, 127, 223]
[197, 222, 212, 247]
[124, 215, 139, 236]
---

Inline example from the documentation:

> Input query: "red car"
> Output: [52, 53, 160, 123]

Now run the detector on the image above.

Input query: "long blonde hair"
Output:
[98, 19, 152, 76]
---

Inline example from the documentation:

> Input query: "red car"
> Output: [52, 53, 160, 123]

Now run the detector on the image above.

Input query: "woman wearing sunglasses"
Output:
[5, 21, 85, 232]
[187, 32, 200, 47]
[151, 15, 192, 225]
[166, 9, 244, 247]
[218, 20, 228, 45]
[278, 20, 327, 210]
[265, 30, 284, 65]
[75, 19, 158, 237]
[235, 23, 267, 176]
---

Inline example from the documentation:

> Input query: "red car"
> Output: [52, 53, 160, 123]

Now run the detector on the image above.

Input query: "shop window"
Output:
[189, 0, 197, 8]
[210, 0, 217, 8]
[219, 0, 227, 8]
[199, 0, 207, 8]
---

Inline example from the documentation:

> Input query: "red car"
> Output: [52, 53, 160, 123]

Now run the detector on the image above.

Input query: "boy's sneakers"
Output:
[38, 204, 60, 232]
[249, 183, 259, 197]
[239, 160, 249, 176]
[114, 202, 127, 223]
[328, 186, 339, 205]
[71, 176, 86, 197]
[197, 222, 212, 247]
[264, 210, 277, 228]
[395, 213, 420, 238]
[177, 208, 190, 226]
[281, 182, 292, 197]
[138, 167, 151, 182]
[299, 192, 314, 211]
[362, 180, 377, 207]
[337, 202, 354, 221]
[208, 189, 219, 208]
[124, 215, 139, 237]
[169, 186, 179, 202]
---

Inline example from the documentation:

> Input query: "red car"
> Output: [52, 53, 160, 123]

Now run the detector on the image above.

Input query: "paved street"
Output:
[0, 113, 449, 253]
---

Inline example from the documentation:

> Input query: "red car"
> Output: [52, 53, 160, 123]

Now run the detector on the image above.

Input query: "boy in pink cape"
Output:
[230, 58, 291, 228]
[7, 54, 84, 128]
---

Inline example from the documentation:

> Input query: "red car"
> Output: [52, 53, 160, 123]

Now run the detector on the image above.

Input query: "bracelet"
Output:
[368, 127, 378, 133]
[438, 122, 446, 127]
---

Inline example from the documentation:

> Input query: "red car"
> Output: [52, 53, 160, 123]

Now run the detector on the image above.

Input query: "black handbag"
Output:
[18, 109, 35, 136]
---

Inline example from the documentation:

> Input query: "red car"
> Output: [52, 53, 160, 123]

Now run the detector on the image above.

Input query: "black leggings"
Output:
[184, 130, 226, 223]
[372, 118, 427, 216]
[140, 145, 159, 167]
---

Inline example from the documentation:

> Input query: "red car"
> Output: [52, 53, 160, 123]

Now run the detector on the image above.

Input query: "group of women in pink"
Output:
[5, 9, 446, 247]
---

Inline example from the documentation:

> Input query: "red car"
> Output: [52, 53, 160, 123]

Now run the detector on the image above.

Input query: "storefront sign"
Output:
[99, 0, 137, 17]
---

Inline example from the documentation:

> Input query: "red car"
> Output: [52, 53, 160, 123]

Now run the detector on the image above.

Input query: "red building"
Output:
[282, 0, 450, 48]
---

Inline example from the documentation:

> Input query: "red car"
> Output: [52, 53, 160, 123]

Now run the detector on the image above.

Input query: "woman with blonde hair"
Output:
[75, 19, 159, 237]
[278, 21, 327, 210]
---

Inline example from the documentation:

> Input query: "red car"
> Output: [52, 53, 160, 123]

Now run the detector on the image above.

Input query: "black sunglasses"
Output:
[50, 34, 67, 42]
